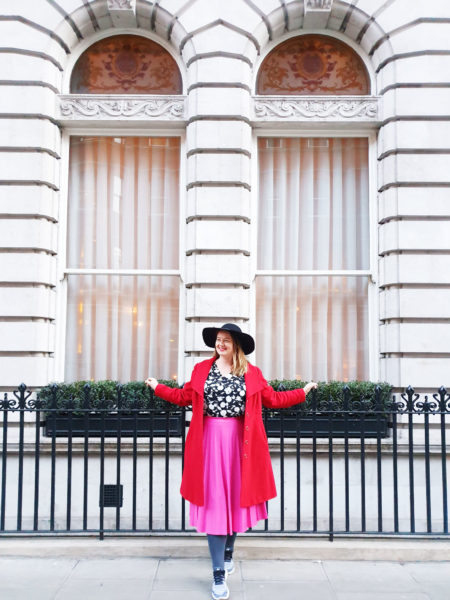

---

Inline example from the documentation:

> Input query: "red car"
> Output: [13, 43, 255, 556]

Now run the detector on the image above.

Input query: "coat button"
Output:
[244, 440, 249, 444]
[243, 453, 248, 458]
[245, 426, 249, 431]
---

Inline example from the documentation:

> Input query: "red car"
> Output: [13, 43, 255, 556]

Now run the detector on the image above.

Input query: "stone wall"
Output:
[1, 0, 449, 388]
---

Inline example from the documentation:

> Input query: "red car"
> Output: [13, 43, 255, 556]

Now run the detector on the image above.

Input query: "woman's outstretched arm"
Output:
[258, 369, 318, 409]
[145, 377, 193, 407]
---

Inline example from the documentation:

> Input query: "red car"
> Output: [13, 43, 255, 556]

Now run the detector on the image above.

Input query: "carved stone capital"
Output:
[253, 96, 379, 123]
[305, 0, 333, 10]
[58, 95, 186, 122]
[107, 0, 135, 10]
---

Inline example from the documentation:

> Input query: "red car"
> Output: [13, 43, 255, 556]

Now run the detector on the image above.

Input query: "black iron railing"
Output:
[0, 384, 448, 540]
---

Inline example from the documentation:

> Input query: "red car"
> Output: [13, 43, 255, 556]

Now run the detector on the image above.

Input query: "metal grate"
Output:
[99, 484, 123, 508]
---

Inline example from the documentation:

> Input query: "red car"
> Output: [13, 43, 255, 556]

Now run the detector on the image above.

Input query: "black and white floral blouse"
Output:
[203, 361, 246, 417]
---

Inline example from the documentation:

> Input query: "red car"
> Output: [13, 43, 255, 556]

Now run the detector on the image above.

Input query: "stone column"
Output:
[0, 4, 65, 387]
[181, 34, 256, 379]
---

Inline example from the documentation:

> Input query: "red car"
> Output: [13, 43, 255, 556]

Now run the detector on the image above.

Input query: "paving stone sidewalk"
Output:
[0, 556, 449, 600]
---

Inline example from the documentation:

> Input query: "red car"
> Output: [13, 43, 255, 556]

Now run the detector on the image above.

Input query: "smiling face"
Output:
[215, 330, 235, 361]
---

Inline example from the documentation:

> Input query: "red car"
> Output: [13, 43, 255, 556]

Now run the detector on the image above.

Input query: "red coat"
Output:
[155, 357, 305, 507]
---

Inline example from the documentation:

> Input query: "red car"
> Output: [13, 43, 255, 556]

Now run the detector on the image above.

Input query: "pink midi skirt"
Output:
[189, 416, 268, 535]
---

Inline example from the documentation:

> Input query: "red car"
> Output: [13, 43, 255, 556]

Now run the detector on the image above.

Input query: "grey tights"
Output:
[207, 532, 237, 570]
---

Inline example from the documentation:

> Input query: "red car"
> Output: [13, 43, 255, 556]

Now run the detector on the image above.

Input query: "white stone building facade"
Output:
[1, 0, 450, 391]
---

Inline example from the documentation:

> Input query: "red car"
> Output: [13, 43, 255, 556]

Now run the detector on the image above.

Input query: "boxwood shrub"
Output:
[38, 378, 392, 415]
[38, 379, 180, 412]
[267, 379, 392, 414]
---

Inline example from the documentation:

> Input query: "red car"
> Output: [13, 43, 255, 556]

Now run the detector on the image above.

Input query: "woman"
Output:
[145, 323, 317, 600]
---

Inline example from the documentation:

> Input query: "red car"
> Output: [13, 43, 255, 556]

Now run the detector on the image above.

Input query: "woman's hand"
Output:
[303, 381, 318, 396]
[145, 377, 159, 391]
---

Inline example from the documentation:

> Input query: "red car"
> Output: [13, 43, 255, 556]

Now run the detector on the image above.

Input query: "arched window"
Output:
[255, 35, 372, 381]
[257, 34, 370, 95]
[70, 34, 182, 94]
[64, 34, 183, 382]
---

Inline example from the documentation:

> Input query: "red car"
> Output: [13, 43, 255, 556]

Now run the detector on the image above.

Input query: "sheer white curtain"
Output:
[256, 137, 369, 381]
[65, 136, 180, 381]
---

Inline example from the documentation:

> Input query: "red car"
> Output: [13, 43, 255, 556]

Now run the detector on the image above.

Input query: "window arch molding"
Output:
[252, 30, 379, 127]
[252, 29, 376, 96]
[58, 30, 186, 128]
[62, 29, 186, 95]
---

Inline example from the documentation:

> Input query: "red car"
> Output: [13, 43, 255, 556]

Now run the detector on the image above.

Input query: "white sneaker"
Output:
[224, 557, 235, 577]
[212, 568, 229, 600]
[224, 548, 235, 576]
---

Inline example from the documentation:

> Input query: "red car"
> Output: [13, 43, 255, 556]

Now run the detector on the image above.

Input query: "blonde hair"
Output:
[213, 334, 248, 376]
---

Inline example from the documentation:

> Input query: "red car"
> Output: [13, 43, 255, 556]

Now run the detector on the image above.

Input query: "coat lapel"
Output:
[245, 362, 266, 397]
[190, 357, 215, 395]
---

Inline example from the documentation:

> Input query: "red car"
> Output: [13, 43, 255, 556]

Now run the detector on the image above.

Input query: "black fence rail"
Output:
[0, 384, 448, 540]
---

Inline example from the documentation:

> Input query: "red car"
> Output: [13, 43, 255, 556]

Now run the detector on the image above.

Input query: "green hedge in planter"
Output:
[38, 378, 392, 414]
[38, 379, 180, 413]
[267, 379, 392, 414]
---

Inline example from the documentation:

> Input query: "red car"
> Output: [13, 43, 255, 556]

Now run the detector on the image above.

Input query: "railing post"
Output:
[66, 388, 74, 532]
[277, 383, 286, 532]
[359, 388, 366, 533]
[375, 385, 383, 533]
[343, 385, 350, 533]
[98, 384, 106, 540]
[437, 386, 448, 533]
[83, 383, 90, 533]
[33, 389, 42, 531]
[49, 384, 58, 531]
[327, 390, 334, 541]
[0, 392, 9, 531]
[179, 383, 186, 532]
[311, 386, 318, 533]
[148, 383, 154, 531]
[406, 385, 416, 533]
[422, 394, 432, 533]
[16, 383, 26, 531]
[132, 390, 138, 532]
[115, 383, 123, 532]
[391, 392, 399, 533]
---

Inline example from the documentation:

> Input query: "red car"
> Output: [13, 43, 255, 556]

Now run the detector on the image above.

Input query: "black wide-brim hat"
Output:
[202, 323, 255, 355]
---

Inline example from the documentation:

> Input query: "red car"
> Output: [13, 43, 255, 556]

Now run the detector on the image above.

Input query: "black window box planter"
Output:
[44, 413, 184, 438]
[264, 414, 389, 438]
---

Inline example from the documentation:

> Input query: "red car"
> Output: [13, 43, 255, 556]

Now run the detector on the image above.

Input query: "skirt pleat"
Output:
[189, 416, 268, 535]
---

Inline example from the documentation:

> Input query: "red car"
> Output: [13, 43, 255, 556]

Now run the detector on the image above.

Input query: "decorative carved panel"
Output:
[257, 35, 370, 95]
[253, 96, 378, 122]
[58, 95, 185, 121]
[70, 35, 182, 94]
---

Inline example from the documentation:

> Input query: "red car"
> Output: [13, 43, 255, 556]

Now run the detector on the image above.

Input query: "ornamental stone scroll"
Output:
[58, 95, 186, 122]
[253, 96, 379, 123]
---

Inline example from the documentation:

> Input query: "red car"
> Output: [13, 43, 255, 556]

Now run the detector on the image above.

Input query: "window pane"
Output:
[257, 137, 369, 270]
[68, 136, 180, 270]
[65, 275, 179, 382]
[255, 276, 369, 381]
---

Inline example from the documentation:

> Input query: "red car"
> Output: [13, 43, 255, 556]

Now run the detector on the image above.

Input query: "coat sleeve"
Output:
[154, 381, 193, 407]
[154, 366, 197, 407]
[257, 368, 306, 409]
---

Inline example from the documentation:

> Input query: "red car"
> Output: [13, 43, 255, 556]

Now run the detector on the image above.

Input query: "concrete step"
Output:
[0, 535, 449, 561]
